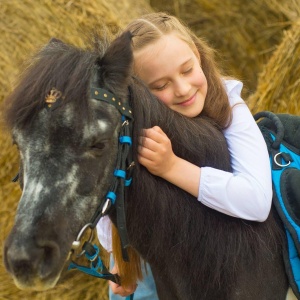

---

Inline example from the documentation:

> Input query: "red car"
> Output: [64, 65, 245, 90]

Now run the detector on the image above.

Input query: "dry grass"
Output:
[248, 20, 300, 115]
[1, 0, 300, 299]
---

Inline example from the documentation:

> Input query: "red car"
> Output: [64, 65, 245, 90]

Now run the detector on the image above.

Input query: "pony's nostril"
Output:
[11, 259, 35, 281]
[5, 244, 43, 283]
[38, 243, 60, 279]
[5, 239, 61, 281]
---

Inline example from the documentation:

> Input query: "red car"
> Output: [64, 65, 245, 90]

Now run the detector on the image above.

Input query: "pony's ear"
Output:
[42, 38, 66, 52]
[48, 38, 64, 45]
[98, 31, 133, 90]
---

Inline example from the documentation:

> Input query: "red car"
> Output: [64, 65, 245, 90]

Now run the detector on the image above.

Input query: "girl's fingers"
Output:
[109, 280, 137, 297]
[138, 146, 156, 162]
[139, 137, 156, 151]
[142, 126, 167, 143]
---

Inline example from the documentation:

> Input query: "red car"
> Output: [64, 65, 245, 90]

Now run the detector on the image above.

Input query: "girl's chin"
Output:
[179, 102, 204, 117]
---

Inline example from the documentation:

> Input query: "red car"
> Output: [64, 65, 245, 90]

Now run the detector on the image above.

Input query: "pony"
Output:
[3, 32, 289, 299]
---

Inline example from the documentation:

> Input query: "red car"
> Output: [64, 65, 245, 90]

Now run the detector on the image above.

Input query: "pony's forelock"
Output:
[3, 35, 111, 131]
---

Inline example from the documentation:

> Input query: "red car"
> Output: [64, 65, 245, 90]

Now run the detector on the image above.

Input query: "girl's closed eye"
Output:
[182, 67, 193, 75]
[154, 82, 169, 91]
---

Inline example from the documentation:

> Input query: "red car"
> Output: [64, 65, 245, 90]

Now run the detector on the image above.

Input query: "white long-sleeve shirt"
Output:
[199, 79, 272, 221]
[97, 79, 273, 251]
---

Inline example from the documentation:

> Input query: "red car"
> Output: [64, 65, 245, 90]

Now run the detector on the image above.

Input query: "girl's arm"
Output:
[138, 80, 272, 222]
[199, 80, 272, 221]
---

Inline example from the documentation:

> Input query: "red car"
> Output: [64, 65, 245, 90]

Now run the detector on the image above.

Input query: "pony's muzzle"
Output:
[4, 235, 61, 290]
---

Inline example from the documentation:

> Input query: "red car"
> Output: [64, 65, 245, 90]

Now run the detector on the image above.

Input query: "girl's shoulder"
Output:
[223, 79, 244, 106]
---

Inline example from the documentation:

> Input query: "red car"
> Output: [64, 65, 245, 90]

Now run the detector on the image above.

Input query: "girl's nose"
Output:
[174, 79, 190, 97]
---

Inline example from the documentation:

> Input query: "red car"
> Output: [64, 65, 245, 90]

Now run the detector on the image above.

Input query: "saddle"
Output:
[255, 111, 300, 299]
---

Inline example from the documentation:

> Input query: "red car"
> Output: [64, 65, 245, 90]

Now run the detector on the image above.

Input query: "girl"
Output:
[97, 12, 272, 299]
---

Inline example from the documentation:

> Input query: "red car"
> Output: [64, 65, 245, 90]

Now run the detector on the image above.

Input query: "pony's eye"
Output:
[88, 139, 109, 156]
[91, 142, 105, 150]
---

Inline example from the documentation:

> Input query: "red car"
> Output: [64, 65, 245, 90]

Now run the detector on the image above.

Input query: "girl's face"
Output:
[134, 33, 208, 118]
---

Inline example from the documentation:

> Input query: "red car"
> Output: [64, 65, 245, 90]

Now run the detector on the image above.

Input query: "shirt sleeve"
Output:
[198, 80, 272, 221]
[96, 215, 113, 252]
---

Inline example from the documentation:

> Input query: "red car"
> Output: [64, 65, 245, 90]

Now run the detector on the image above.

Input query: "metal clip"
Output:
[127, 161, 135, 170]
[71, 223, 94, 257]
[101, 199, 111, 214]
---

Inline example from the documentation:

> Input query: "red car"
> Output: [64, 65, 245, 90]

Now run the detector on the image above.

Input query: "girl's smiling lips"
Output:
[177, 91, 197, 106]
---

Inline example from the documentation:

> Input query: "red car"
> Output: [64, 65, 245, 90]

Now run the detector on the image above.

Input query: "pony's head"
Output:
[3, 32, 133, 290]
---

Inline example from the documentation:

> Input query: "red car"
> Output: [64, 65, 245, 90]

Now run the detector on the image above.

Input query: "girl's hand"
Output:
[138, 126, 201, 198]
[138, 126, 177, 177]
[109, 264, 138, 297]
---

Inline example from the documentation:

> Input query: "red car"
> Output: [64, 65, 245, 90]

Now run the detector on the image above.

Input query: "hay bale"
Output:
[0, 0, 152, 106]
[150, 0, 300, 96]
[247, 20, 300, 115]
[0, 1, 152, 299]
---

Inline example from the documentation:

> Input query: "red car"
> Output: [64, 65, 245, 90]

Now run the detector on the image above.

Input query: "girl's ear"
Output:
[97, 31, 133, 92]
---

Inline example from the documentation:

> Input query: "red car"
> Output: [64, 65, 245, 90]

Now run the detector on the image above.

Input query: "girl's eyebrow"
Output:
[148, 57, 193, 86]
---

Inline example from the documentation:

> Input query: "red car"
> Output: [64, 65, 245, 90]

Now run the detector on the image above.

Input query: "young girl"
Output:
[97, 12, 272, 299]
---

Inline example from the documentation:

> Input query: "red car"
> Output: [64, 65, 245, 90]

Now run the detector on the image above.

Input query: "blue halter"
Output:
[68, 87, 135, 300]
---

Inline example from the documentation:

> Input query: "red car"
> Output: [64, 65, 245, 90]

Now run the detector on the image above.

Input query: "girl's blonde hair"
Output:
[125, 12, 232, 129]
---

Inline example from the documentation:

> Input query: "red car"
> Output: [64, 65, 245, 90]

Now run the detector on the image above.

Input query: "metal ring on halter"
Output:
[274, 152, 291, 167]
[122, 120, 129, 127]
[71, 223, 94, 256]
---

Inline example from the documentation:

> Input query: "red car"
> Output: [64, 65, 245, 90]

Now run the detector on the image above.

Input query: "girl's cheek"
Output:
[152, 91, 171, 105]
[158, 93, 173, 106]
[152, 91, 168, 105]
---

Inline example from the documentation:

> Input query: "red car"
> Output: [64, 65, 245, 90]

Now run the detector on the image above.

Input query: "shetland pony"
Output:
[3, 32, 288, 299]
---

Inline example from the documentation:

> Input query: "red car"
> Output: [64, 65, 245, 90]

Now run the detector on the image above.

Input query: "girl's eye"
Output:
[154, 82, 168, 91]
[183, 67, 193, 75]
